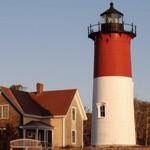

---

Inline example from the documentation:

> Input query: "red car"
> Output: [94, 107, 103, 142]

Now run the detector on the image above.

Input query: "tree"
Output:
[134, 98, 150, 145]
[83, 113, 92, 146]
[10, 84, 27, 91]
[0, 123, 19, 150]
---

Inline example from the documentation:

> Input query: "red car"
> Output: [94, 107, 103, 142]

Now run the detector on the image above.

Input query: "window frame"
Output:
[96, 102, 106, 118]
[71, 107, 76, 121]
[0, 104, 9, 119]
[71, 129, 77, 144]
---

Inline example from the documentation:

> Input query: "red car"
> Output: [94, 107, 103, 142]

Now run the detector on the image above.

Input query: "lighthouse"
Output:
[88, 3, 136, 145]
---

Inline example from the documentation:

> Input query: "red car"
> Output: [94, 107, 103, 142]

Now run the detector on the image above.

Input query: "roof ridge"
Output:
[30, 88, 77, 93]
[0, 86, 77, 93]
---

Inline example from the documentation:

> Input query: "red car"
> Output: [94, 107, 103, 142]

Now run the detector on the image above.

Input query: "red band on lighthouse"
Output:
[94, 33, 132, 78]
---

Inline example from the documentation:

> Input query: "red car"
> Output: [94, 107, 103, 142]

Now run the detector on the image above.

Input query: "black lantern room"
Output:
[88, 2, 136, 40]
[100, 2, 124, 32]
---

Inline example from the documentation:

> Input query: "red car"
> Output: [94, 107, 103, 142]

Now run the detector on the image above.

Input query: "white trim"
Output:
[24, 113, 66, 119]
[24, 114, 51, 119]
[65, 90, 87, 121]
[65, 91, 76, 117]
[75, 90, 87, 120]
[62, 117, 65, 147]
[81, 120, 84, 147]
[23, 114, 65, 119]
[25, 114, 66, 118]
[71, 129, 77, 145]
[20, 126, 53, 130]
[50, 115, 66, 118]
[0, 104, 9, 119]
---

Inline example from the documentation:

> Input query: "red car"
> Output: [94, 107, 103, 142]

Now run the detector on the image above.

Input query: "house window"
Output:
[71, 130, 76, 144]
[0, 104, 9, 119]
[27, 129, 35, 138]
[72, 107, 76, 121]
[96, 103, 105, 118]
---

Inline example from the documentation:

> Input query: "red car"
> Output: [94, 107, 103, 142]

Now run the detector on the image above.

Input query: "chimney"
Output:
[36, 83, 44, 95]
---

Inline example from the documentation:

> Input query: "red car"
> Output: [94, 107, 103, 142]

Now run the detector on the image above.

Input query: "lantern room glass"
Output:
[102, 13, 123, 24]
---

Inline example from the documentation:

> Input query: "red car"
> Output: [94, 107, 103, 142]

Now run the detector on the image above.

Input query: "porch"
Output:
[20, 121, 53, 148]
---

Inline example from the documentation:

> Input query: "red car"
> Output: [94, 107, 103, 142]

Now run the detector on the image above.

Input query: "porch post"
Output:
[46, 130, 48, 146]
[23, 129, 26, 139]
[44, 130, 47, 147]
[35, 128, 39, 140]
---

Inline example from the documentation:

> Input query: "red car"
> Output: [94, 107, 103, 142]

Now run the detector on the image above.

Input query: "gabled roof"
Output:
[30, 89, 77, 116]
[0, 86, 77, 117]
[1, 87, 50, 116]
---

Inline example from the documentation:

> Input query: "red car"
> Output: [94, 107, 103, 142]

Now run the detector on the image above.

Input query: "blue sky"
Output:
[0, 0, 149, 110]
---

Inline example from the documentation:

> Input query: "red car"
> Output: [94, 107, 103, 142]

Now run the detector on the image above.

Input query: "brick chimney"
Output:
[36, 83, 44, 95]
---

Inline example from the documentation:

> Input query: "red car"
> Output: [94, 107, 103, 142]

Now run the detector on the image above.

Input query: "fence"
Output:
[10, 139, 42, 150]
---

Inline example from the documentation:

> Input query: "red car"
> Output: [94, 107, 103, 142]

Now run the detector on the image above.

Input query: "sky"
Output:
[0, 0, 149, 110]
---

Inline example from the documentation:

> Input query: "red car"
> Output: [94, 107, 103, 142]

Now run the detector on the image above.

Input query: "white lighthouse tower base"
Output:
[91, 76, 136, 146]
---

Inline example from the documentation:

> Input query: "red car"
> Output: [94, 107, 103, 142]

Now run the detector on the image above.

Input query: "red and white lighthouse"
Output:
[88, 3, 136, 145]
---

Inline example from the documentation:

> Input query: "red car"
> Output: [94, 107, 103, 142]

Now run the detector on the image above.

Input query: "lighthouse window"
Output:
[96, 103, 105, 118]
[100, 105, 105, 117]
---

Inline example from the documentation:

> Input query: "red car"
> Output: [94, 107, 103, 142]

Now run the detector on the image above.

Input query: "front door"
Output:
[47, 131, 52, 147]
[38, 130, 52, 147]
[38, 130, 44, 141]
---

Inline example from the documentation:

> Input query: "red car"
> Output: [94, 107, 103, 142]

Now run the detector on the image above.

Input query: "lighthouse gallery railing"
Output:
[88, 22, 136, 37]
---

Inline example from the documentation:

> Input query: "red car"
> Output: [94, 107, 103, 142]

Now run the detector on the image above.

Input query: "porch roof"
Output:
[20, 121, 53, 130]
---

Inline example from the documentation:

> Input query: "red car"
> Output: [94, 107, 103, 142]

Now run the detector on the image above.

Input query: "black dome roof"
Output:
[100, 2, 123, 16]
